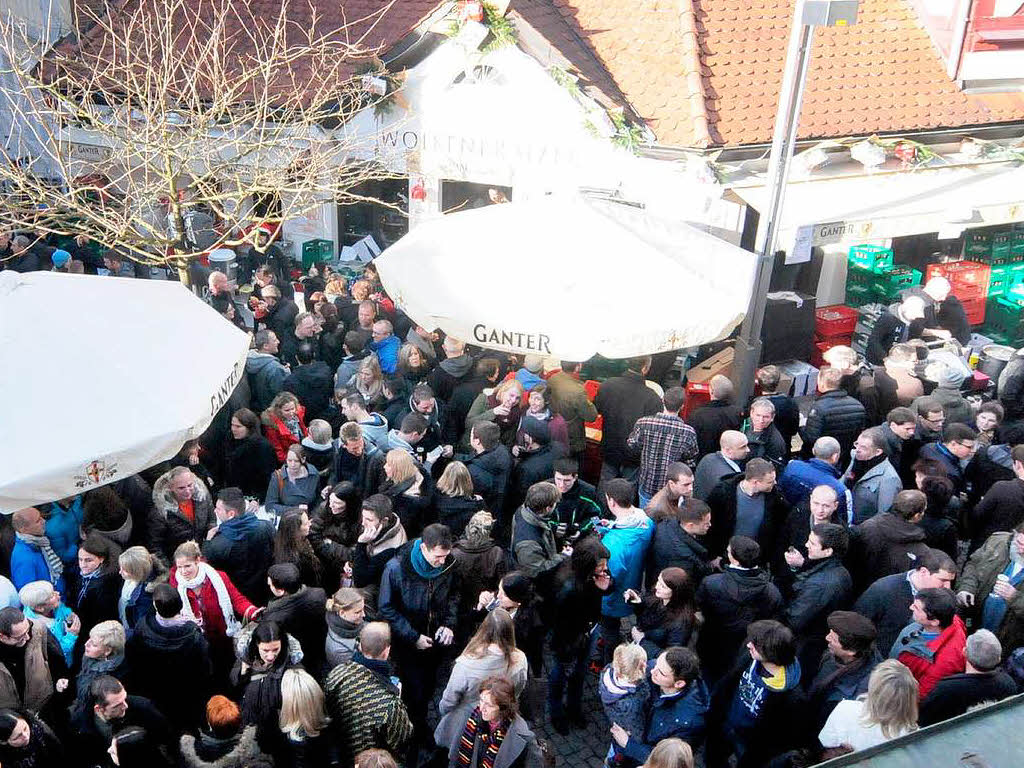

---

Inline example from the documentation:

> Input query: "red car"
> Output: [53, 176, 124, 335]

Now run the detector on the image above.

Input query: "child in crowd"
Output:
[600, 642, 649, 767]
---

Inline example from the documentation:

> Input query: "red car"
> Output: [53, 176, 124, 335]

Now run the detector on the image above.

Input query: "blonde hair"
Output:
[173, 540, 203, 564]
[861, 660, 919, 739]
[355, 749, 398, 768]
[385, 449, 417, 485]
[613, 643, 648, 684]
[18, 581, 55, 611]
[89, 620, 127, 656]
[118, 546, 156, 582]
[279, 668, 329, 739]
[643, 738, 694, 768]
[327, 587, 364, 615]
[437, 461, 473, 497]
[493, 378, 524, 403]
[462, 608, 518, 671]
[462, 511, 495, 548]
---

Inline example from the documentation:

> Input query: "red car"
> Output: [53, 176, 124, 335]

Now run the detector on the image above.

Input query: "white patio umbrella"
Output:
[376, 195, 758, 360]
[0, 270, 250, 513]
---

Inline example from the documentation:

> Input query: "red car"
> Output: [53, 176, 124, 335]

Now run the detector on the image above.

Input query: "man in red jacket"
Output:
[889, 587, 966, 699]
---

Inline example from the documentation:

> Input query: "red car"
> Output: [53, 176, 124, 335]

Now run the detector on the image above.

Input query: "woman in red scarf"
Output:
[447, 675, 541, 768]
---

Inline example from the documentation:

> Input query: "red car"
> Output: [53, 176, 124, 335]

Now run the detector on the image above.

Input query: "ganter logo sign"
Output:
[472, 324, 552, 354]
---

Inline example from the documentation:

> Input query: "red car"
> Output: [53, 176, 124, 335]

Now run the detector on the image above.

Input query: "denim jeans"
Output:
[548, 645, 589, 719]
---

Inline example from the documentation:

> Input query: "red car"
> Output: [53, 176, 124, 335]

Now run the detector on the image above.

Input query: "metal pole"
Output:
[731, 2, 817, 404]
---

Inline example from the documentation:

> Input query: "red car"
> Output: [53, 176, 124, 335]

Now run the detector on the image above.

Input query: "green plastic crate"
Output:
[301, 238, 333, 269]
[964, 231, 992, 261]
[991, 233, 1013, 266]
[849, 245, 894, 274]
[988, 262, 1024, 296]
[1012, 231, 1024, 260]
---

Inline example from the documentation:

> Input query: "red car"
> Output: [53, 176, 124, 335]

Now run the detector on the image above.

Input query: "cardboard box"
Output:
[685, 346, 734, 384]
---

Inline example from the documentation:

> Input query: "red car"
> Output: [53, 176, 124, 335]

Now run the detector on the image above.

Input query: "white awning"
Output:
[729, 161, 1024, 251]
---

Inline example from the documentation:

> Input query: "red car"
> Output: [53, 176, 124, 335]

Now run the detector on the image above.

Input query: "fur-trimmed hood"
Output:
[180, 725, 266, 768]
[152, 471, 213, 520]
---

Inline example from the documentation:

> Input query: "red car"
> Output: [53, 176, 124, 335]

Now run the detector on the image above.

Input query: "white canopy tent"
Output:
[0, 271, 250, 513]
[375, 195, 759, 360]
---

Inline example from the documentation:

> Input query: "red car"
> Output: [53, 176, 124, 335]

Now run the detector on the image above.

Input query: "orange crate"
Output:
[925, 261, 991, 298]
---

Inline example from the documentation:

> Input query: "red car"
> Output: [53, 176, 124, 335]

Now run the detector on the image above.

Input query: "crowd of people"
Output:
[2, 249, 1024, 768]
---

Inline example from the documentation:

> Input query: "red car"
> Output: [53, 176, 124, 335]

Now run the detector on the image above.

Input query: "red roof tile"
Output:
[556, 0, 1024, 147]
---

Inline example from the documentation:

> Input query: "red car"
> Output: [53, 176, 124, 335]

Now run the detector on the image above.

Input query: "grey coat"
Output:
[434, 649, 529, 748]
[694, 452, 742, 501]
[446, 712, 542, 768]
[842, 458, 902, 525]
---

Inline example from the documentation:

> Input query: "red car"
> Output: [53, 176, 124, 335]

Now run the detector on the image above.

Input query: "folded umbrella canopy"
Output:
[0, 270, 250, 513]
[376, 195, 758, 360]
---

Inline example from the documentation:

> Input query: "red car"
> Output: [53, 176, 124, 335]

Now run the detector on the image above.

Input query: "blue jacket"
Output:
[621, 666, 710, 763]
[11, 539, 66, 594]
[369, 334, 401, 374]
[25, 602, 76, 664]
[778, 458, 850, 523]
[599, 512, 655, 618]
[44, 497, 84, 564]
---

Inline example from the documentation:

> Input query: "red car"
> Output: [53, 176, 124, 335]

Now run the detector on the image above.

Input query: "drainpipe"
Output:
[947, 0, 973, 81]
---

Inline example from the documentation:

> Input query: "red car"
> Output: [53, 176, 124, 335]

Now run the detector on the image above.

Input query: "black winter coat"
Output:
[865, 309, 909, 366]
[224, 435, 279, 501]
[807, 648, 882, 734]
[127, 613, 213, 731]
[799, 389, 867, 460]
[202, 515, 277, 604]
[510, 444, 563, 508]
[283, 362, 335, 420]
[705, 474, 790, 560]
[851, 572, 914, 657]
[432, 494, 485, 539]
[378, 542, 460, 647]
[0, 711, 64, 768]
[261, 586, 329, 680]
[460, 445, 513, 516]
[647, 520, 714, 587]
[329, 446, 385, 498]
[919, 670, 1019, 727]
[784, 557, 852, 672]
[594, 370, 662, 465]
[849, 512, 930, 589]
[379, 471, 434, 539]
[547, 566, 609, 662]
[696, 567, 782, 683]
[71, 694, 171, 768]
[969, 478, 1024, 552]
[445, 376, 491, 445]
[688, 400, 744, 459]
[71, 569, 122, 642]
[634, 597, 695, 659]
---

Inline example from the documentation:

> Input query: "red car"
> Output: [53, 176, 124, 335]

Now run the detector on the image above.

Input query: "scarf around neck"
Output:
[16, 532, 63, 582]
[457, 706, 508, 768]
[844, 453, 887, 488]
[410, 538, 445, 579]
[177, 562, 241, 636]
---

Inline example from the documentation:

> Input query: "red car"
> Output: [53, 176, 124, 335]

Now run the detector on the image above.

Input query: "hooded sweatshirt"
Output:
[440, 354, 474, 379]
[600, 508, 655, 618]
[245, 351, 288, 411]
[358, 412, 390, 451]
[726, 658, 801, 741]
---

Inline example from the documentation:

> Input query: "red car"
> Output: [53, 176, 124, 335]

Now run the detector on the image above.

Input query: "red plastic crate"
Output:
[962, 296, 986, 325]
[815, 305, 859, 338]
[811, 336, 853, 368]
[683, 381, 711, 419]
[925, 261, 991, 298]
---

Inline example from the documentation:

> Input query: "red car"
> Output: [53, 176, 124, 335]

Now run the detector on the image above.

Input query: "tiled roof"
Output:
[549, 0, 1024, 148]
[64, 0, 445, 97]
[547, 0, 711, 146]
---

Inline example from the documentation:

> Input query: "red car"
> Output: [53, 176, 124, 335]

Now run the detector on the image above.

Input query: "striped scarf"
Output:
[16, 532, 64, 583]
[456, 707, 507, 768]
